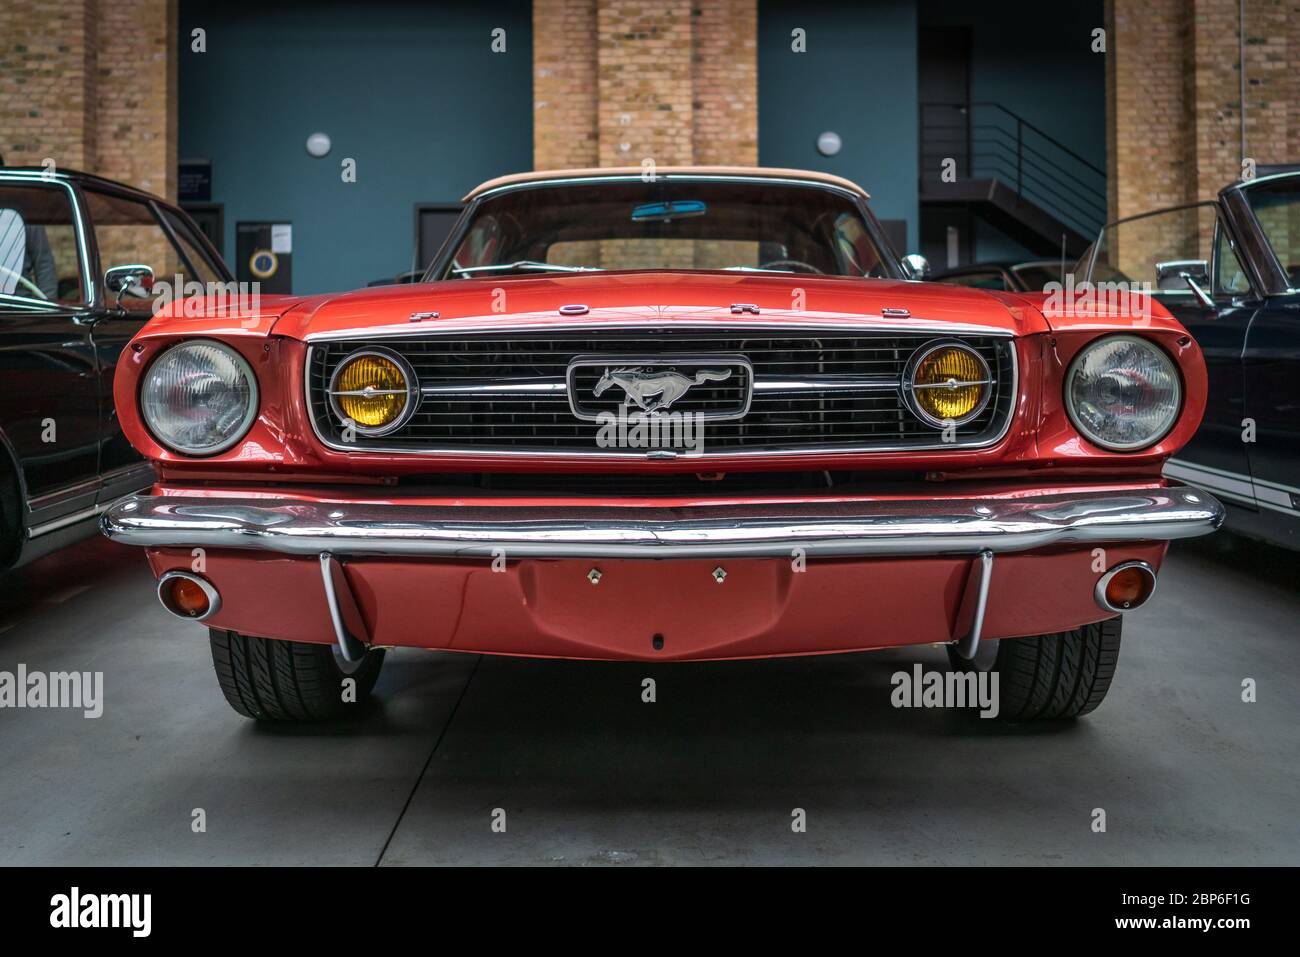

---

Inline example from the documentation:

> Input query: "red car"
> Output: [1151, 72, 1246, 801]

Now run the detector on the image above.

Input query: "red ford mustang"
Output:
[101, 167, 1223, 722]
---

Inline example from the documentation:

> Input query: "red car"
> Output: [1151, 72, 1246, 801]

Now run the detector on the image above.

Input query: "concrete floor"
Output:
[0, 532, 1296, 866]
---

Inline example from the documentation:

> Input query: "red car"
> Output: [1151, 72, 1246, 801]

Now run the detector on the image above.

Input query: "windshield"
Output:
[1009, 263, 1062, 291]
[1074, 202, 1219, 287]
[432, 179, 896, 279]
[1242, 176, 1300, 287]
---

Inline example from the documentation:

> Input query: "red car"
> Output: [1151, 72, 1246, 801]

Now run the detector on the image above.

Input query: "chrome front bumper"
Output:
[101, 485, 1224, 560]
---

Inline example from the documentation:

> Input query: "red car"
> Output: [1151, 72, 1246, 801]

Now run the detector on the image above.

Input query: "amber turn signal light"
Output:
[1094, 561, 1157, 613]
[157, 572, 221, 621]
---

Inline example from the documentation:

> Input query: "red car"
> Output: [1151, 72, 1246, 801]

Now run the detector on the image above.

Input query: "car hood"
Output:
[270, 271, 1049, 340]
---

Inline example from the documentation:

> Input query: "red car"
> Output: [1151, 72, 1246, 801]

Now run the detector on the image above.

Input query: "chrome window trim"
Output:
[0, 173, 93, 306]
[469, 173, 867, 204]
[303, 322, 1019, 459]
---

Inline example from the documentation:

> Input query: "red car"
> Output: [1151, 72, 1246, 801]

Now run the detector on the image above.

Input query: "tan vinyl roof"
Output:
[462, 166, 871, 201]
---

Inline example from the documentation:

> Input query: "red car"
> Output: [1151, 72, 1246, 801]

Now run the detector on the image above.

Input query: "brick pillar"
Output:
[596, 0, 694, 167]
[0, 0, 98, 169]
[1106, 0, 1193, 223]
[1106, 0, 1300, 273]
[0, 0, 176, 200]
[1109, 0, 1300, 218]
[691, 0, 758, 167]
[533, 0, 598, 168]
[533, 0, 757, 171]
[1189, 0, 1249, 201]
[94, 0, 177, 200]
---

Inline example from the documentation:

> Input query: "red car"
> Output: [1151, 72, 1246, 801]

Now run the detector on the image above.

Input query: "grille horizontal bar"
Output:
[306, 326, 1016, 455]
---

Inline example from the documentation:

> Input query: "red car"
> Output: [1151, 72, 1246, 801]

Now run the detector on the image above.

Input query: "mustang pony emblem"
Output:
[593, 366, 732, 414]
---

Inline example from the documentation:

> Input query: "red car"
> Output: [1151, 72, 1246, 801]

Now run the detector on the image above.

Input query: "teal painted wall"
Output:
[758, 0, 921, 253]
[179, 0, 532, 295]
[921, 0, 1106, 171]
[758, 0, 1105, 262]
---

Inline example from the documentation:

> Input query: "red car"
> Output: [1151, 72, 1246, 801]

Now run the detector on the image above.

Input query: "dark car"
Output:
[1077, 171, 1300, 549]
[0, 167, 230, 568]
[934, 259, 1064, 292]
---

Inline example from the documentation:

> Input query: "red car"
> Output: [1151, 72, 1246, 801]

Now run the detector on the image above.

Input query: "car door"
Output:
[0, 177, 102, 538]
[1158, 215, 1258, 506]
[79, 185, 229, 499]
[1241, 292, 1300, 543]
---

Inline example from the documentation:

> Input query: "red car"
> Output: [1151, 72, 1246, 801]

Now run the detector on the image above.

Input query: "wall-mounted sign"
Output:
[236, 221, 292, 293]
[178, 160, 212, 203]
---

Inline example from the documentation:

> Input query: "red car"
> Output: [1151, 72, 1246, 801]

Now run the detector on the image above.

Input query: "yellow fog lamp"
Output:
[905, 342, 992, 427]
[327, 349, 418, 435]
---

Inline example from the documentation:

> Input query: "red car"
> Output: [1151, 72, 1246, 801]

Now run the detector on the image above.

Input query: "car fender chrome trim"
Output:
[102, 485, 1224, 561]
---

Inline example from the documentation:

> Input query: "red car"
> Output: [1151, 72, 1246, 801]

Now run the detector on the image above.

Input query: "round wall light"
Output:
[816, 131, 842, 156]
[306, 132, 332, 158]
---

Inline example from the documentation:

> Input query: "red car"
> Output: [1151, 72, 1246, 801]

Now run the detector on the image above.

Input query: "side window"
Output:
[158, 207, 220, 284]
[941, 271, 1007, 290]
[832, 212, 884, 277]
[84, 188, 205, 310]
[1214, 223, 1251, 297]
[449, 214, 505, 275]
[0, 183, 85, 304]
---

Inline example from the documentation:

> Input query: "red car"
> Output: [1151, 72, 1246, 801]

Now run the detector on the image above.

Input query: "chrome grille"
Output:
[306, 326, 1016, 455]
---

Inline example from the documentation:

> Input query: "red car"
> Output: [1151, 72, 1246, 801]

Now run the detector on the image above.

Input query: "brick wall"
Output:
[0, 0, 97, 169]
[1109, 0, 1300, 218]
[533, 0, 598, 168]
[534, 0, 757, 170]
[533, 0, 757, 268]
[1107, 0, 1300, 273]
[0, 0, 176, 200]
[691, 0, 757, 167]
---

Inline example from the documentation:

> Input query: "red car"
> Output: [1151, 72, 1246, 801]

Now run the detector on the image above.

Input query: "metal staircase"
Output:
[920, 102, 1107, 256]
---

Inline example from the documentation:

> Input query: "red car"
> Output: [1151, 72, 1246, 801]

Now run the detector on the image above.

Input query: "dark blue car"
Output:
[1079, 171, 1300, 550]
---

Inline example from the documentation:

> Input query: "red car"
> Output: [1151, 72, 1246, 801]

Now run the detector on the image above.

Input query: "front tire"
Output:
[209, 629, 385, 721]
[946, 617, 1122, 721]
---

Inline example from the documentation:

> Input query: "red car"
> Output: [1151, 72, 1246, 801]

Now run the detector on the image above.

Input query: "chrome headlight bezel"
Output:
[1064, 334, 1182, 452]
[140, 339, 259, 456]
[902, 339, 993, 428]
[326, 347, 420, 437]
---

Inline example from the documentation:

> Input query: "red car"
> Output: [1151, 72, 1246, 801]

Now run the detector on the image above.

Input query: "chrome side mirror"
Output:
[901, 253, 931, 281]
[1155, 259, 1213, 307]
[104, 263, 155, 305]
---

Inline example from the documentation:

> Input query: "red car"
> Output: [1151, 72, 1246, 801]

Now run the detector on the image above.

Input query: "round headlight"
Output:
[328, 350, 416, 435]
[141, 340, 258, 455]
[1065, 335, 1181, 451]
[905, 342, 992, 426]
